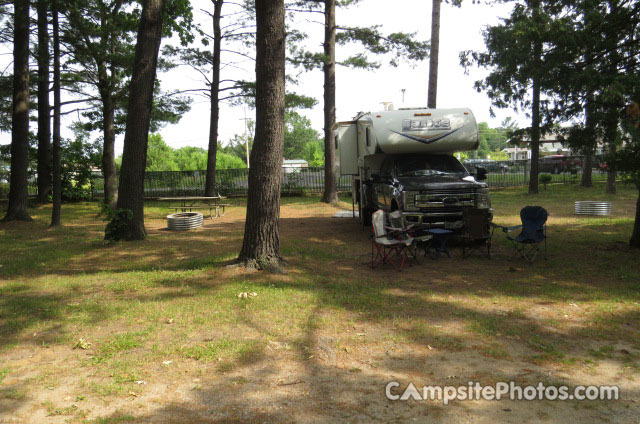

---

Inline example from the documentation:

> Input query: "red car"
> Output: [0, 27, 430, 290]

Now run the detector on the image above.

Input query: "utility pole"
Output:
[401, 88, 406, 104]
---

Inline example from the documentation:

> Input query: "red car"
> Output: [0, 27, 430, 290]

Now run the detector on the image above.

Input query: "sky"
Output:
[1, 0, 520, 154]
[155, 0, 520, 155]
[154, 0, 519, 155]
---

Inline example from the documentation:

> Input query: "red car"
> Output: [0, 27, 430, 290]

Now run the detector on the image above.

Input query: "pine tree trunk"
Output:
[237, 0, 285, 268]
[97, 7, 119, 210]
[581, 96, 595, 187]
[606, 156, 616, 194]
[604, 108, 617, 194]
[3, 0, 32, 222]
[528, 73, 541, 195]
[631, 186, 640, 248]
[36, 0, 52, 203]
[582, 151, 594, 187]
[50, 0, 62, 227]
[205, 0, 223, 197]
[106, 0, 165, 241]
[101, 89, 118, 209]
[427, 0, 440, 108]
[321, 0, 338, 204]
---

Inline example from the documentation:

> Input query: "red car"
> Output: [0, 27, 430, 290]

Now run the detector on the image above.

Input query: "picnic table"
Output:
[155, 196, 230, 219]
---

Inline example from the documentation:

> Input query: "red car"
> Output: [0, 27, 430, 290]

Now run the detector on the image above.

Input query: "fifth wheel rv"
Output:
[335, 107, 492, 229]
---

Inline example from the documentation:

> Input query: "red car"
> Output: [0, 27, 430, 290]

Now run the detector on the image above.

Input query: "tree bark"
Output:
[106, 0, 165, 241]
[237, 0, 285, 268]
[50, 0, 61, 227]
[100, 87, 118, 209]
[528, 74, 541, 195]
[604, 110, 617, 194]
[631, 187, 640, 248]
[605, 146, 616, 194]
[204, 0, 223, 197]
[36, 0, 52, 203]
[581, 95, 595, 187]
[321, 0, 338, 204]
[97, 6, 119, 210]
[427, 0, 440, 108]
[3, 0, 32, 222]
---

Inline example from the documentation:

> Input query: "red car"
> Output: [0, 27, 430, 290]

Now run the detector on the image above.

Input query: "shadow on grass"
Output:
[89, 280, 640, 423]
[1, 193, 639, 421]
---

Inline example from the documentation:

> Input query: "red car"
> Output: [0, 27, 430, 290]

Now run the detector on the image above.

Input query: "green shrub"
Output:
[0, 183, 8, 199]
[539, 173, 553, 189]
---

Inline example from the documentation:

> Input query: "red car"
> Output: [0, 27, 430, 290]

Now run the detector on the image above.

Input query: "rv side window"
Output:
[365, 127, 371, 147]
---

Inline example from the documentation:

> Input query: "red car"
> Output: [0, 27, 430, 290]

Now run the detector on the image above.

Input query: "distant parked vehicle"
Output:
[464, 158, 509, 173]
[539, 155, 580, 174]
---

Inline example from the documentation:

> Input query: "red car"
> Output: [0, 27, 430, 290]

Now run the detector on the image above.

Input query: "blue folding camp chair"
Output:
[492, 206, 548, 262]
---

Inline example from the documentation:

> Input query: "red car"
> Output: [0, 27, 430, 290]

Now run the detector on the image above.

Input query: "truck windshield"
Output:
[396, 155, 468, 177]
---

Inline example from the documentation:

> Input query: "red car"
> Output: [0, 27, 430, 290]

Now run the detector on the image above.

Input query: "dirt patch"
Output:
[1, 197, 639, 423]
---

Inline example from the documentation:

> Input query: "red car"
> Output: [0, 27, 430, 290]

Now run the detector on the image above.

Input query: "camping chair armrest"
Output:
[490, 222, 522, 232]
[375, 230, 398, 239]
[376, 228, 409, 240]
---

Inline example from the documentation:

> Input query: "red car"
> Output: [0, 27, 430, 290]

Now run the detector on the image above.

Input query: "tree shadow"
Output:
[1, 208, 638, 421]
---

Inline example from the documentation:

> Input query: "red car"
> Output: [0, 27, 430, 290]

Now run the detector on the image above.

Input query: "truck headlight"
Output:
[477, 188, 491, 209]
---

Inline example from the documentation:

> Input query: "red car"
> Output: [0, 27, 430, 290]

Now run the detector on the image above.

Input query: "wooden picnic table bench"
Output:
[155, 196, 229, 219]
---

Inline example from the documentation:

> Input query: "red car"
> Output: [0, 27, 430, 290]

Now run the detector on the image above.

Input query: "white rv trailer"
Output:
[335, 107, 491, 228]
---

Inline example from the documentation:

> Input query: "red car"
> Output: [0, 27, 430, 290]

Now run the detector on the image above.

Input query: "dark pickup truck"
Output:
[464, 158, 509, 173]
[539, 155, 581, 174]
[362, 154, 492, 230]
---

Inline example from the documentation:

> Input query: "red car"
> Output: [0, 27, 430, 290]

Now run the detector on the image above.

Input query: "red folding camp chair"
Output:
[371, 210, 414, 271]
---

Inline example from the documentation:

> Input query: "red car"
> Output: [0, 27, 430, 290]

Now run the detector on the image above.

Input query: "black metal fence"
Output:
[4, 157, 611, 200]
[89, 167, 354, 198]
[480, 158, 609, 188]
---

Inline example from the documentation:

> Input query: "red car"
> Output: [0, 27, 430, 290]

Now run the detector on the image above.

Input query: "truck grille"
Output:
[414, 189, 477, 208]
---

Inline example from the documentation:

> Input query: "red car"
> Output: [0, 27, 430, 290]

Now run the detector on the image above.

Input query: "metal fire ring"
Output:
[575, 201, 612, 216]
[167, 212, 204, 230]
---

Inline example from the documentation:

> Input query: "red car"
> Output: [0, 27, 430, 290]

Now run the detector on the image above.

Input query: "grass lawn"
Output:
[1, 183, 639, 423]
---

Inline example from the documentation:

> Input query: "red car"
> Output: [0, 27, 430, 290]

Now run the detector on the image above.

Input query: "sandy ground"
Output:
[1, 200, 639, 423]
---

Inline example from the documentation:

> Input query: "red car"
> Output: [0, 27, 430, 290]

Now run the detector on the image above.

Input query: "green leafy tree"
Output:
[461, 0, 570, 194]
[549, 0, 639, 192]
[124, 134, 245, 171]
[3, 0, 32, 222]
[220, 133, 253, 166]
[62, 0, 193, 209]
[145, 134, 178, 171]
[290, 0, 429, 204]
[612, 110, 640, 247]
[302, 140, 324, 166]
[164, 0, 316, 196]
[217, 151, 246, 169]
[36, 0, 52, 203]
[163, 0, 255, 196]
[60, 126, 101, 201]
[173, 146, 208, 171]
[284, 111, 320, 160]
[237, 0, 286, 269]
[105, 0, 169, 241]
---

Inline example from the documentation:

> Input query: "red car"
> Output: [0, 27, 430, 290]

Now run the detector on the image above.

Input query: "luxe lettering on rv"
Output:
[402, 119, 451, 132]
